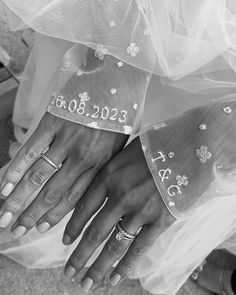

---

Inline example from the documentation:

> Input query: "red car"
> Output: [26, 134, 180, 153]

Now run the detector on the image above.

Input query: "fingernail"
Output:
[80, 277, 93, 292]
[11, 225, 27, 239]
[37, 222, 51, 233]
[62, 234, 72, 245]
[110, 273, 121, 286]
[2, 183, 14, 197]
[64, 265, 76, 278]
[0, 212, 13, 227]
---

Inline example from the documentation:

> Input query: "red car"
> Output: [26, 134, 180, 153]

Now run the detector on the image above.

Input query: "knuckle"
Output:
[67, 193, 80, 206]
[120, 262, 135, 277]
[102, 163, 115, 179]
[106, 241, 123, 256]
[76, 202, 89, 217]
[87, 266, 103, 282]
[70, 252, 85, 270]
[7, 199, 22, 212]
[44, 212, 60, 224]
[43, 191, 63, 205]
[130, 244, 147, 260]
[28, 171, 47, 187]
[141, 199, 156, 215]
[23, 148, 39, 163]
[84, 227, 102, 244]
[20, 213, 37, 228]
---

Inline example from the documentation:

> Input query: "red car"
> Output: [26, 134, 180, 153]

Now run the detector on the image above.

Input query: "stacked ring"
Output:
[115, 220, 137, 241]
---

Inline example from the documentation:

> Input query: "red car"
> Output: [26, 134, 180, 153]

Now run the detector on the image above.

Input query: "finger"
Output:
[110, 223, 159, 286]
[0, 116, 55, 199]
[64, 204, 120, 280]
[0, 146, 65, 229]
[63, 177, 107, 245]
[80, 216, 142, 292]
[34, 167, 98, 235]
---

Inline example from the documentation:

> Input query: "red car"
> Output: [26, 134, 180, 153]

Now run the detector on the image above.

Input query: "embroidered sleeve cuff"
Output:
[140, 98, 236, 218]
[47, 44, 151, 135]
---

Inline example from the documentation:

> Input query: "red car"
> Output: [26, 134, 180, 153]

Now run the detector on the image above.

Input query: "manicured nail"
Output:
[64, 265, 76, 278]
[110, 273, 121, 286]
[11, 225, 27, 239]
[0, 212, 13, 227]
[80, 277, 93, 292]
[2, 183, 14, 197]
[62, 234, 72, 245]
[37, 222, 51, 233]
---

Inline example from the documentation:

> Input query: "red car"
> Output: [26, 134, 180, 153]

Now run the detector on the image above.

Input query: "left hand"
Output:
[63, 137, 174, 291]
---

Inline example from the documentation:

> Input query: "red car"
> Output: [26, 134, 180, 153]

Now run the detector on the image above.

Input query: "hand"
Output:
[0, 112, 127, 238]
[63, 137, 174, 291]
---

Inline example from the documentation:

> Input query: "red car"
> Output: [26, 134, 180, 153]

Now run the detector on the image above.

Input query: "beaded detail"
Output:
[199, 124, 207, 130]
[153, 122, 166, 130]
[133, 103, 138, 110]
[223, 106, 232, 114]
[117, 61, 124, 67]
[168, 152, 175, 159]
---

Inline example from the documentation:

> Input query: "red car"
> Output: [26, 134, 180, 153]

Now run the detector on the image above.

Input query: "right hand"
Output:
[0, 112, 127, 239]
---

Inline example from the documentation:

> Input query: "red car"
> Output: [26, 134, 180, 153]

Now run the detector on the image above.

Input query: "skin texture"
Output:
[0, 112, 128, 236]
[63, 137, 174, 291]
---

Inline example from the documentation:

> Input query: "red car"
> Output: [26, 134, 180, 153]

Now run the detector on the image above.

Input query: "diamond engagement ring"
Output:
[115, 221, 136, 241]
[41, 153, 62, 171]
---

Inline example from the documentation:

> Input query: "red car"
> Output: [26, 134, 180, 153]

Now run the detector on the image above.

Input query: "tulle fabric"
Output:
[1, 1, 236, 295]
[2, 0, 236, 79]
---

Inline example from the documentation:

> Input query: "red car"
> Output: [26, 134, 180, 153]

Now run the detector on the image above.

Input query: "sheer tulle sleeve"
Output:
[2, 0, 236, 79]
[134, 97, 236, 294]
[141, 97, 236, 218]
[47, 44, 151, 135]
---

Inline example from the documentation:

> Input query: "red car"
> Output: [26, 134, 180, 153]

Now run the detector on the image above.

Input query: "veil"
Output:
[1, 1, 236, 294]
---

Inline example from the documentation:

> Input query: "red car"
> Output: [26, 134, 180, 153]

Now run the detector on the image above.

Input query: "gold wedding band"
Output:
[41, 154, 62, 171]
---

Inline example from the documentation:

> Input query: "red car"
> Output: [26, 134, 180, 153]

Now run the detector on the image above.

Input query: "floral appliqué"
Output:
[196, 145, 212, 163]
[95, 45, 108, 60]
[176, 175, 188, 187]
[127, 43, 140, 57]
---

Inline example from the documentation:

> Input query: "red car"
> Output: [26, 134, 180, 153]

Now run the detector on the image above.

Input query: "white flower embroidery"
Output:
[199, 124, 207, 130]
[60, 60, 70, 73]
[95, 45, 108, 60]
[123, 126, 132, 134]
[196, 145, 212, 163]
[176, 175, 189, 187]
[110, 88, 117, 95]
[127, 43, 140, 57]
[87, 122, 99, 129]
[78, 92, 90, 101]
[117, 61, 124, 67]
[109, 21, 116, 28]
[168, 201, 175, 207]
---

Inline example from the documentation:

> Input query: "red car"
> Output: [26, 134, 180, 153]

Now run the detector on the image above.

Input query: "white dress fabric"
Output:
[1, 1, 236, 294]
